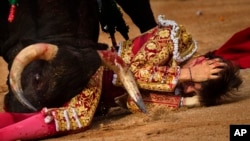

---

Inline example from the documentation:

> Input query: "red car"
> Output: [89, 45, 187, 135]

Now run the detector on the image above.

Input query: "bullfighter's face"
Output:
[181, 81, 202, 96]
[180, 56, 206, 96]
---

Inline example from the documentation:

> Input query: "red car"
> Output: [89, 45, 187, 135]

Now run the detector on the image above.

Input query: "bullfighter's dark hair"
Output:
[199, 52, 243, 106]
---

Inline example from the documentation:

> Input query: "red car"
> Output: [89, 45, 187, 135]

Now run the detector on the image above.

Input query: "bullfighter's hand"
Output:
[189, 58, 227, 82]
[41, 107, 54, 124]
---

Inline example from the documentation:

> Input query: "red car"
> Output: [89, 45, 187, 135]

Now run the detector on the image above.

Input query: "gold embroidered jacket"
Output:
[48, 18, 198, 133]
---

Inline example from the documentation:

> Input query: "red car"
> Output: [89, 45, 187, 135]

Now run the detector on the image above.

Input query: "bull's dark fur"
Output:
[1, 0, 108, 112]
[115, 0, 156, 33]
[0, 0, 157, 113]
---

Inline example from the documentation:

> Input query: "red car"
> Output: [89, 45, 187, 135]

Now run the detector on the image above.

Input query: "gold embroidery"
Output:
[127, 93, 181, 113]
[51, 67, 104, 132]
[114, 24, 195, 93]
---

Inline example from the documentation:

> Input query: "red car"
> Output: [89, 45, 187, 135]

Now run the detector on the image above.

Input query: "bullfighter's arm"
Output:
[129, 64, 181, 92]
[44, 67, 104, 133]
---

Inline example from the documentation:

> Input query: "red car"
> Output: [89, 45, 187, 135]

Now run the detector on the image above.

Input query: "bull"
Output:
[0, 0, 146, 113]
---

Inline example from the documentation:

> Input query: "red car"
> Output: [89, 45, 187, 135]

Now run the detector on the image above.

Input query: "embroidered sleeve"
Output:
[131, 65, 181, 92]
[47, 67, 103, 132]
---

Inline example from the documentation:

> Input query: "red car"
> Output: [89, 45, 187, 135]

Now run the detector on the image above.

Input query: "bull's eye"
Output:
[34, 73, 40, 81]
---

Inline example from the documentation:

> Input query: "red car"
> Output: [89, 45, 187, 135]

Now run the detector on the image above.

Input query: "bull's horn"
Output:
[97, 50, 147, 113]
[9, 43, 58, 111]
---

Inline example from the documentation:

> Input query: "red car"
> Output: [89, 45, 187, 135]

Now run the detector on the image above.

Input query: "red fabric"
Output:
[100, 70, 125, 107]
[0, 112, 56, 140]
[131, 27, 158, 54]
[213, 27, 250, 69]
[0, 112, 37, 128]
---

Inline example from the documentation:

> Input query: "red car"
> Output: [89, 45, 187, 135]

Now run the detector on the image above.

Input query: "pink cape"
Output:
[213, 27, 250, 69]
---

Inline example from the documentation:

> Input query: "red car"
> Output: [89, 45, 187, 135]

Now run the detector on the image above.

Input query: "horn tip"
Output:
[135, 98, 147, 114]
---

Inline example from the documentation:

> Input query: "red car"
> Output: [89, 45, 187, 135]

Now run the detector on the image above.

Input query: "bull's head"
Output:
[9, 43, 58, 111]
[6, 43, 102, 112]
[7, 43, 146, 113]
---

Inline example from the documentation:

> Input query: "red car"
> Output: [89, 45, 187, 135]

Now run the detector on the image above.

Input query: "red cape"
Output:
[213, 27, 250, 69]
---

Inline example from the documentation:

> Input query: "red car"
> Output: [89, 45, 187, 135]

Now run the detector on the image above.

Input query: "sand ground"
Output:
[0, 0, 250, 141]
